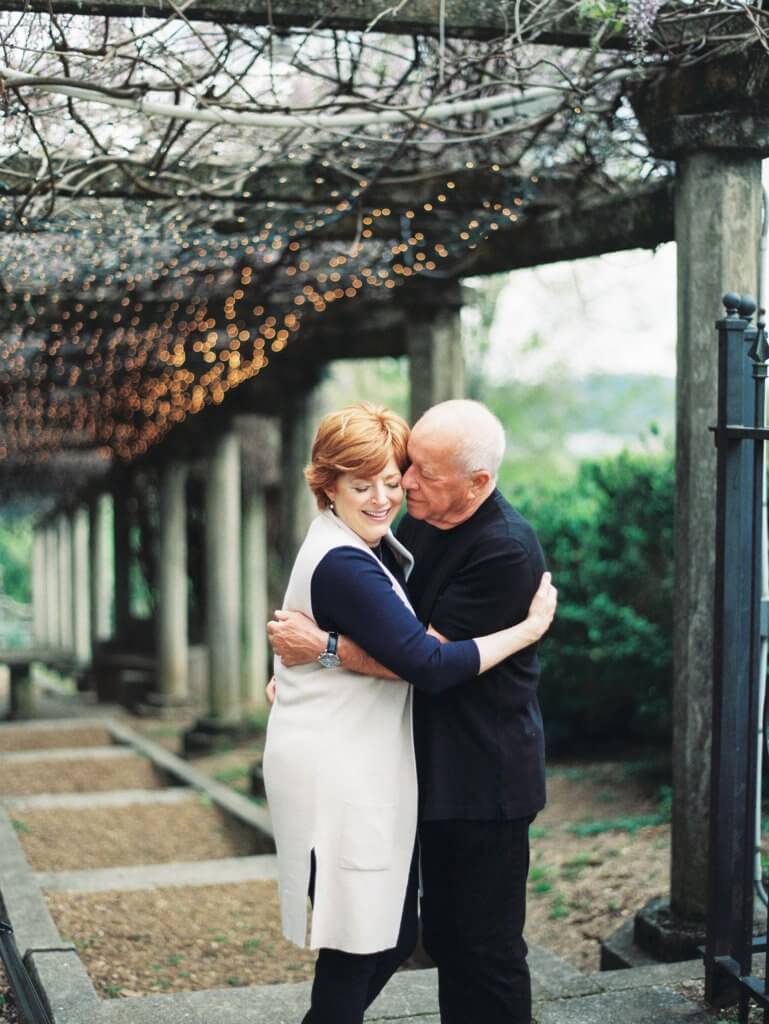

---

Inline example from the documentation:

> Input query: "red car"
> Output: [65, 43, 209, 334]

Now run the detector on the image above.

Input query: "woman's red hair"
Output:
[304, 403, 410, 510]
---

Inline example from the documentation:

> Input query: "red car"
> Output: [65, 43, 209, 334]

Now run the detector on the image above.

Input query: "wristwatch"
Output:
[318, 631, 341, 669]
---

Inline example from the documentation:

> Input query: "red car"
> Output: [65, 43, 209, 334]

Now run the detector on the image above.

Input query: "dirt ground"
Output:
[0, 726, 112, 752]
[0, 964, 21, 1024]
[0, 755, 165, 795]
[523, 761, 671, 971]
[48, 881, 317, 997]
[14, 799, 265, 871]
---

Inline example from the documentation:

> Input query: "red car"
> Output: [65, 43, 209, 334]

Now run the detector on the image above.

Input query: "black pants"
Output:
[419, 817, 532, 1024]
[301, 848, 419, 1024]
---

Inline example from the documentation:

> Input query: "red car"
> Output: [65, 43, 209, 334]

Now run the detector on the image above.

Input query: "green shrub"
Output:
[510, 448, 674, 749]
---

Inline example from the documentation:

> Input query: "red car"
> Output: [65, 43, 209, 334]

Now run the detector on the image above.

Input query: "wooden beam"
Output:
[0, 1, 615, 46]
[456, 180, 674, 275]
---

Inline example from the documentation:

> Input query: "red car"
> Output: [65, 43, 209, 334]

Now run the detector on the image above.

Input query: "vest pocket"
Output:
[339, 801, 397, 871]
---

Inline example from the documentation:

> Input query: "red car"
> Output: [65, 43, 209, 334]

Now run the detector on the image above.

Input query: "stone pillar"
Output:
[57, 512, 73, 655]
[184, 429, 241, 752]
[406, 290, 465, 424]
[628, 54, 769, 946]
[670, 154, 762, 923]
[112, 479, 132, 644]
[280, 393, 317, 579]
[155, 460, 189, 705]
[242, 482, 269, 715]
[71, 505, 91, 666]
[44, 524, 59, 650]
[89, 493, 112, 647]
[31, 528, 47, 648]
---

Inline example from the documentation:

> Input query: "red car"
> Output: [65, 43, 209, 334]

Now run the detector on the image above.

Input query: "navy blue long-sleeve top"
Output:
[310, 544, 480, 694]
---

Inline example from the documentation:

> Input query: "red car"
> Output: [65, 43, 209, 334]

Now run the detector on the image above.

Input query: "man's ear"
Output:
[469, 470, 491, 497]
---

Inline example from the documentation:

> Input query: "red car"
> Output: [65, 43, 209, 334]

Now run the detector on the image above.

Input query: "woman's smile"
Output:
[325, 456, 403, 545]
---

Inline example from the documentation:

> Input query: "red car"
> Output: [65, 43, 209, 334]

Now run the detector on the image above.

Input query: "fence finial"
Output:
[739, 295, 757, 321]
[723, 292, 742, 317]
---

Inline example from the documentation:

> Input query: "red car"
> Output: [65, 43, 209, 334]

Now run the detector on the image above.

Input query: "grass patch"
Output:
[213, 765, 250, 785]
[11, 818, 30, 833]
[561, 853, 601, 878]
[567, 813, 668, 837]
[530, 826, 548, 839]
[549, 894, 569, 919]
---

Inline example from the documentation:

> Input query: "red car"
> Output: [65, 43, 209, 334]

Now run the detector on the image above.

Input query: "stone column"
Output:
[280, 393, 317, 579]
[670, 154, 762, 922]
[628, 54, 769, 944]
[156, 460, 189, 705]
[89, 493, 112, 647]
[242, 482, 269, 715]
[406, 290, 465, 424]
[71, 505, 91, 666]
[57, 512, 73, 655]
[112, 479, 132, 644]
[184, 429, 241, 752]
[44, 524, 59, 650]
[31, 528, 47, 648]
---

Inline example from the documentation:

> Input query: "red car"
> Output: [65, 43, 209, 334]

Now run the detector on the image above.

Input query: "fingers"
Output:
[267, 610, 288, 633]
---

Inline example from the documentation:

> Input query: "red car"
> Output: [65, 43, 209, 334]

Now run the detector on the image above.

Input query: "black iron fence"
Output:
[0, 920, 53, 1024]
[705, 293, 769, 1020]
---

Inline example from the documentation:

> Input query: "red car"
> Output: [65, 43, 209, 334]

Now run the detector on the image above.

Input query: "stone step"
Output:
[36, 853, 279, 892]
[0, 746, 136, 763]
[2, 787, 196, 811]
[97, 957, 712, 1024]
[0, 716, 109, 734]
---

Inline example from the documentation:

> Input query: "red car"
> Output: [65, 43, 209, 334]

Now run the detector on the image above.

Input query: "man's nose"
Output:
[402, 465, 416, 490]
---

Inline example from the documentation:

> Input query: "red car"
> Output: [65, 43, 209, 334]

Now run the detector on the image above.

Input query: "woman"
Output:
[262, 402, 555, 1024]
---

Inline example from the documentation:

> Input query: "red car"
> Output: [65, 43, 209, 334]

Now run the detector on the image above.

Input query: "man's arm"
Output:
[267, 609, 398, 679]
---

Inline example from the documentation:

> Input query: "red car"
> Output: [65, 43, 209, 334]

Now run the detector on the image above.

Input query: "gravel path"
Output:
[0, 727, 112, 752]
[0, 756, 165, 796]
[47, 881, 317, 997]
[16, 801, 267, 870]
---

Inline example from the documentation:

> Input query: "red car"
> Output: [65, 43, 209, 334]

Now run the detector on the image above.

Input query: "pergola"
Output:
[2, 0, 769, 972]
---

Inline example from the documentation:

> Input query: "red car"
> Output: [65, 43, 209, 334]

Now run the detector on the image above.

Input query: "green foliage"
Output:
[567, 812, 668, 837]
[510, 447, 674, 749]
[0, 512, 33, 603]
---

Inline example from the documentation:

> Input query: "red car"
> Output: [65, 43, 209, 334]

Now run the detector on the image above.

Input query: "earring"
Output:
[329, 501, 335, 511]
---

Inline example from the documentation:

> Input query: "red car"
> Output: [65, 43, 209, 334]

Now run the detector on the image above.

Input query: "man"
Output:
[268, 399, 548, 1024]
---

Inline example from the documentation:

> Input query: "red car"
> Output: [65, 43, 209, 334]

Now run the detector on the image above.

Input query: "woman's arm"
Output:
[307, 548, 556, 693]
[474, 571, 556, 672]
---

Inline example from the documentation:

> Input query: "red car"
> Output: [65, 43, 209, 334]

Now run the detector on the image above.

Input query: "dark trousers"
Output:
[419, 817, 532, 1024]
[301, 848, 419, 1024]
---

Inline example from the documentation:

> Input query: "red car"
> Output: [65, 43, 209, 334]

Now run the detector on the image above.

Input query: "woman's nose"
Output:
[371, 482, 387, 505]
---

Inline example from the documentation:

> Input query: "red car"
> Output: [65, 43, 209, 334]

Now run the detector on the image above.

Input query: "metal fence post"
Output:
[705, 292, 769, 1020]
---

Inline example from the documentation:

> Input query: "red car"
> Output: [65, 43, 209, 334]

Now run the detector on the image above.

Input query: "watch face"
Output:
[318, 652, 341, 669]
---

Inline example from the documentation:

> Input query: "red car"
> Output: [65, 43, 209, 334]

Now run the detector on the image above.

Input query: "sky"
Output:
[480, 243, 678, 383]
[480, 161, 769, 385]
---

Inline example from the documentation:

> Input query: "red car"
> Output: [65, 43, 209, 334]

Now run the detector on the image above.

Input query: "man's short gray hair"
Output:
[417, 399, 506, 478]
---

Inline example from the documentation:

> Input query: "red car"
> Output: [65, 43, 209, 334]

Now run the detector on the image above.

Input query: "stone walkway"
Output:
[0, 692, 720, 1024]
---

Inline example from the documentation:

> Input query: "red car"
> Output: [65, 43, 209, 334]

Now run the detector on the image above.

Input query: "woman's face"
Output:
[325, 456, 404, 547]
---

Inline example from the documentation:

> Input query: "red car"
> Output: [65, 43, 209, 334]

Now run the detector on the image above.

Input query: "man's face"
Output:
[402, 422, 474, 529]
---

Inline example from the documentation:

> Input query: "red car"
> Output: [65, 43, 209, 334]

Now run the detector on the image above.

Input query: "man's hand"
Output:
[267, 609, 327, 667]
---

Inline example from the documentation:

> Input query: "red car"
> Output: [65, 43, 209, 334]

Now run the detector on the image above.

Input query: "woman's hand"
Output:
[265, 677, 277, 706]
[526, 572, 557, 640]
